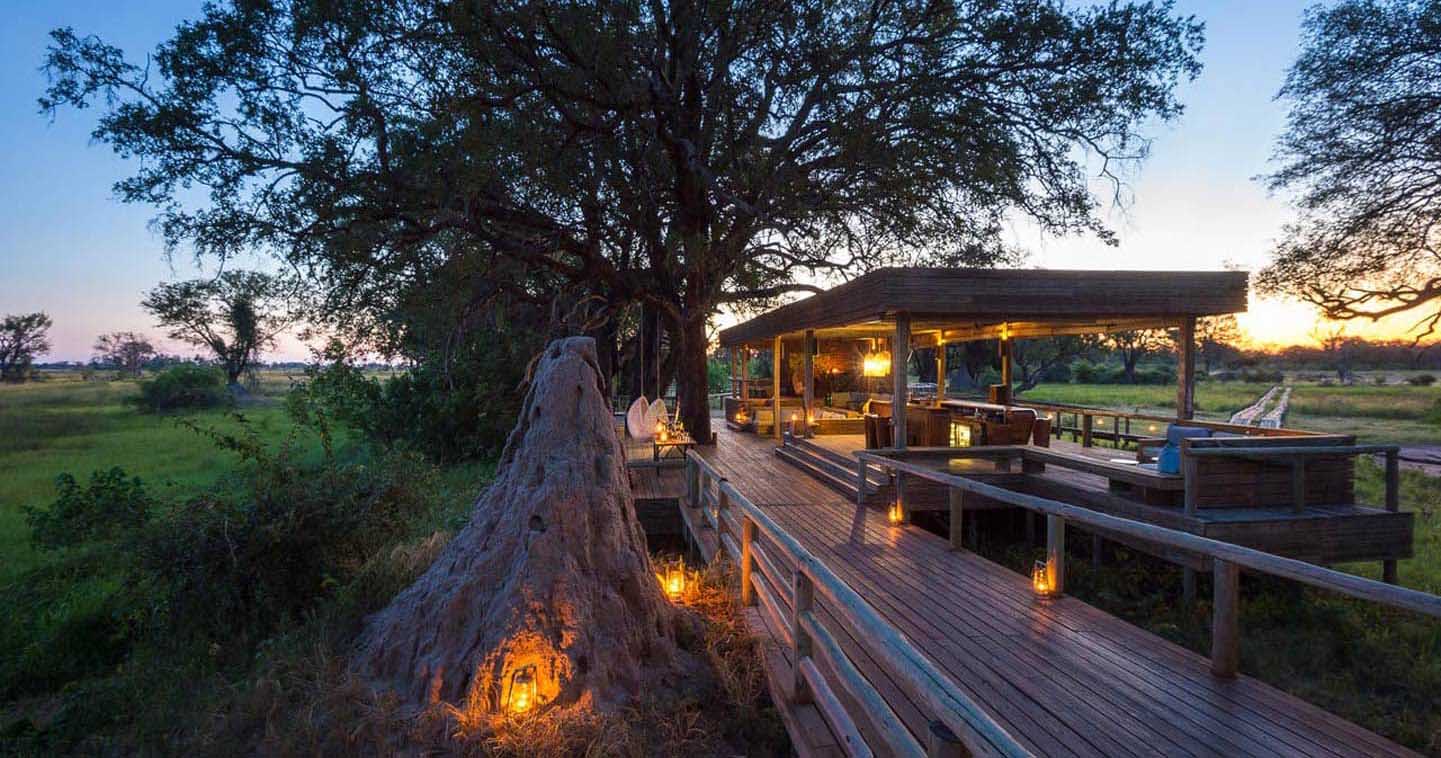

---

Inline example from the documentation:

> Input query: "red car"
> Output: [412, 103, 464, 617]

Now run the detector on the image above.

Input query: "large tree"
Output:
[1196, 314, 1241, 373]
[1107, 328, 1170, 384]
[141, 271, 296, 387]
[92, 331, 157, 378]
[43, 0, 1203, 440]
[0, 312, 53, 382]
[1260, 0, 1441, 340]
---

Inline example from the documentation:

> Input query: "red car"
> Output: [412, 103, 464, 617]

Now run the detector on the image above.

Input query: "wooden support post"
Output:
[716, 479, 730, 541]
[927, 720, 965, 758]
[686, 458, 699, 509]
[1291, 459, 1306, 513]
[791, 570, 815, 703]
[740, 347, 749, 404]
[948, 487, 964, 551]
[935, 343, 947, 407]
[1177, 316, 1197, 420]
[1046, 514, 1066, 596]
[1091, 534, 1103, 568]
[740, 517, 756, 606]
[803, 330, 815, 438]
[772, 336, 783, 441]
[1025, 512, 1037, 546]
[1384, 449, 1400, 584]
[1183, 567, 1197, 606]
[1211, 559, 1240, 678]
[893, 314, 910, 449]
[896, 473, 910, 524]
[1000, 335, 1013, 399]
[1081, 414, 1094, 448]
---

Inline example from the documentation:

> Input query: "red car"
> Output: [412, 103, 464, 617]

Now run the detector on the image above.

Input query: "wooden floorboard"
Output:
[679, 427, 1416, 758]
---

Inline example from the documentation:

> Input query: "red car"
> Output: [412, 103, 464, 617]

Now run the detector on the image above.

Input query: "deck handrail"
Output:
[684, 450, 1031, 758]
[856, 448, 1440, 677]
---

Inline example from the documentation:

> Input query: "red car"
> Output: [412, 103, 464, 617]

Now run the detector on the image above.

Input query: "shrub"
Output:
[133, 433, 439, 642]
[1406, 373, 1436, 386]
[135, 364, 226, 412]
[24, 467, 153, 550]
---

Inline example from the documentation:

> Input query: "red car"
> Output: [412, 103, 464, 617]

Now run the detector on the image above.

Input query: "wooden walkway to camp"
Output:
[663, 427, 1415, 757]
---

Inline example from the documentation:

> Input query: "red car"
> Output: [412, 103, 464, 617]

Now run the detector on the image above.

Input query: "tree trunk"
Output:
[676, 310, 712, 443]
[354, 337, 692, 714]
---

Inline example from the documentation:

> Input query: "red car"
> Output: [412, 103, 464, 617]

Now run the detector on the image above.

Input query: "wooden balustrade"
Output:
[857, 449, 1441, 680]
[684, 452, 1031, 758]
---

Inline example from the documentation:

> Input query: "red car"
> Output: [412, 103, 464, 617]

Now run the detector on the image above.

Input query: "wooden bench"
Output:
[1026, 446, 1184, 504]
[1180, 434, 1360, 514]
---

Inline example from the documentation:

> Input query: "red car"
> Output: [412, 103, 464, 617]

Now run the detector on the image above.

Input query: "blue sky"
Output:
[0, 0, 1387, 361]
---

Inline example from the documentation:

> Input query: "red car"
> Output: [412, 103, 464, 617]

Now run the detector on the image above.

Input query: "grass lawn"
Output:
[1019, 381, 1441, 445]
[0, 372, 324, 582]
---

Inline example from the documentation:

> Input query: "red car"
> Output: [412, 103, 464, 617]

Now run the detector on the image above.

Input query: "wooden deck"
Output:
[659, 427, 1414, 757]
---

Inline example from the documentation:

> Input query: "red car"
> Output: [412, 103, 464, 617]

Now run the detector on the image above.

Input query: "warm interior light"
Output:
[862, 352, 891, 377]
[656, 419, 668, 442]
[1032, 560, 1052, 596]
[507, 664, 538, 714]
[887, 501, 903, 526]
[949, 422, 972, 448]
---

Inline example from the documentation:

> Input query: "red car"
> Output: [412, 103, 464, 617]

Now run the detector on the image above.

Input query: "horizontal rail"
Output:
[859, 451, 1441, 620]
[693, 456, 1028, 758]
[1185, 444, 1399, 458]
[802, 610, 919, 758]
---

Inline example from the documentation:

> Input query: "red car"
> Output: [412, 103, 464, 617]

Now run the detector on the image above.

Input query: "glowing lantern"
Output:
[507, 664, 538, 714]
[660, 562, 687, 601]
[887, 501, 904, 526]
[862, 352, 891, 377]
[949, 421, 972, 448]
[656, 419, 669, 442]
[1032, 560, 1053, 596]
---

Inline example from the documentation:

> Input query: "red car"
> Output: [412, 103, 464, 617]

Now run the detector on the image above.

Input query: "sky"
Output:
[0, 0, 1421, 363]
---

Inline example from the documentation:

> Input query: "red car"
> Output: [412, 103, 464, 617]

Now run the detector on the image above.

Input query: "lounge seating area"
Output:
[714, 267, 1413, 579]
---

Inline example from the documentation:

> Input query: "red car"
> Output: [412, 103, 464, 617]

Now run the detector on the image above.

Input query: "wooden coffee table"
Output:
[653, 434, 697, 461]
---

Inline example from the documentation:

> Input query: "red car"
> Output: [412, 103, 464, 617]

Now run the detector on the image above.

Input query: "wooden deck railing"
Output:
[684, 451, 1032, 758]
[856, 448, 1441, 679]
[1013, 399, 1316, 448]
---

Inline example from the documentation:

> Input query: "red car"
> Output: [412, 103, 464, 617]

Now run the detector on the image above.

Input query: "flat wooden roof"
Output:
[718, 267, 1248, 347]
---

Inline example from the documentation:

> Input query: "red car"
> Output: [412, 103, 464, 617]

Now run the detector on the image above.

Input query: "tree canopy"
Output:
[43, 0, 1204, 437]
[0, 312, 53, 382]
[1261, 0, 1441, 340]
[141, 271, 297, 385]
[93, 331, 157, 378]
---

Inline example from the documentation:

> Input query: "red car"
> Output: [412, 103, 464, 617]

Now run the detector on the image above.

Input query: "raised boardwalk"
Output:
[672, 427, 1415, 757]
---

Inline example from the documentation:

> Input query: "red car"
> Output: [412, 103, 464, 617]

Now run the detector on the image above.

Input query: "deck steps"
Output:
[775, 438, 892, 506]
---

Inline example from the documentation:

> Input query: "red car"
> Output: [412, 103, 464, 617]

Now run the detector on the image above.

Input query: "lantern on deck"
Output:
[506, 664, 539, 714]
[656, 419, 669, 442]
[887, 501, 904, 526]
[1032, 560, 1053, 596]
[661, 562, 687, 601]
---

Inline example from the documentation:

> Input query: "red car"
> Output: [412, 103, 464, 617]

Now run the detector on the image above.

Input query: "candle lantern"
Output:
[661, 561, 686, 601]
[887, 501, 904, 526]
[1032, 560, 1053, 596]
[506, 664, 539, 714]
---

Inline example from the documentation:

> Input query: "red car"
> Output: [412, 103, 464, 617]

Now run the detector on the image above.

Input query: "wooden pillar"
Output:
[740, 347, 750, 404]
[1000, 335, 1013, 399]
[792, 570, 815, 703]
[1046, 514, 1065, 596]
[740, 517, 756, 606]
[1177, 316, 1196, 420]
[1182, 566, 1197, 606]
[935, 342, 947, 407]
[948, 487, 964, 551]
[803, 330, 815, 438]
[772, 336, 783, 442]
[1384, 450, 1400, 584]
[1211, 559, 1240, 678]
[1091, 534, 1103, 568]
[893, 314, 910, 449]
[1081, 413, 1094, 448]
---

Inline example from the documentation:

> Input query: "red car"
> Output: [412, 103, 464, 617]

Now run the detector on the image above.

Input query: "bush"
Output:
[132, 426, 439, 642]
[1406, 373, 1436, 386]
[135, 364, 227, 412]
[24, 468, 153, 550]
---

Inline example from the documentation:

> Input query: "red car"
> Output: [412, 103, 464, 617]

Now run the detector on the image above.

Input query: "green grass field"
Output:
[0, 372, 321, 582]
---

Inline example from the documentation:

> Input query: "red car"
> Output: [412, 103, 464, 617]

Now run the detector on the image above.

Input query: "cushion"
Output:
[1158, 425, 1212, 474]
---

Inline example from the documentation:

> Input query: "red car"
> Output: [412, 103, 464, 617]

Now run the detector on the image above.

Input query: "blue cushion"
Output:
[1158, 425, 1212, 474]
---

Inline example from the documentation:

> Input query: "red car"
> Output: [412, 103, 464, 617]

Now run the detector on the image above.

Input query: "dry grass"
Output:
[209, 553, 787, 757]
